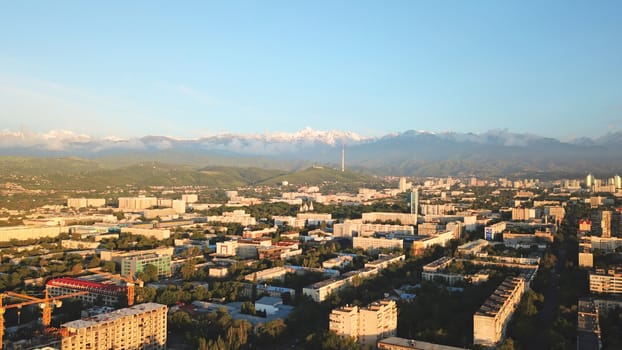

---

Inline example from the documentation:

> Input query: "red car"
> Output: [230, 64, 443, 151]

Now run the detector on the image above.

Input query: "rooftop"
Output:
[62, 303, 166, 330]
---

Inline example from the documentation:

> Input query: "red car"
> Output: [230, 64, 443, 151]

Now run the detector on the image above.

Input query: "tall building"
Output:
[586, 173, 595, 188]
[615, 175, 622, 190]
[592, 211, 613, 238]
[329, 300, 397, 348]
[473, 277, 525, 347]
[61, 302, 167, 350]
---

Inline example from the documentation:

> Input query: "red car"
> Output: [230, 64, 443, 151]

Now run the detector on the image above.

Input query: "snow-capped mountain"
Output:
[1, 128, 621, 176]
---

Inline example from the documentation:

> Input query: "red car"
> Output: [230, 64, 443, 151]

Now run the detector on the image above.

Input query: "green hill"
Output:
[257, 166, 376, 186]
[0, 157, 379, 191]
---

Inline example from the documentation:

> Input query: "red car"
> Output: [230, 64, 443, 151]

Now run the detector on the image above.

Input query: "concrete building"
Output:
[0, 225, 64, 242]
[362, 212, 418, 225]
[330, 300, 397, 348]
[181, 194, 198, 203]
[457, 239, 489, 256]
[254, 296, 283, 316]
[577, 299, 601, 350]
[353, 236, 403, 252]
[511, 208, 536, 221]
[410, 231, 454, 256]
[100, 247, 173, 261]
[121, 253, 172, 279]
[206, 210, 256, 226]
[334, 220, 414, 238]
[484, 222, 506, 240]
[60, 302, 167, 350]
[172, 199, 186, 214]
[473, 277, 525, 347]
[592, 211, 613, 238]
[322, 255, 354, 269]
[118, 197, 158, 210]
[215, 240, 238, 257]
[67, 198, 106, 209]
[589, 268, 622, 295]
[377, 337, 465, 350]
[47, 277, 127, 306]
[244, 266, 289, 283]
[121, 227, 171, 240]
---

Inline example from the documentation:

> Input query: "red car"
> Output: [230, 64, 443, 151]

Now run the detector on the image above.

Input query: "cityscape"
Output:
[2, 2, 622, 350]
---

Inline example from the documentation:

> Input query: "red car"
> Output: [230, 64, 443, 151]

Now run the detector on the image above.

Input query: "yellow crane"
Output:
[86, 268, 143, 306]
[0, 290, 88, 350]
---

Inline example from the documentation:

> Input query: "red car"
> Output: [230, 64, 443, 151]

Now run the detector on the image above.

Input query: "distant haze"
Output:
[2, 128, 622, 177]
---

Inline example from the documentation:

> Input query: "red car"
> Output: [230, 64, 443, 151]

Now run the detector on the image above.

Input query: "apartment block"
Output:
[473, 277, 525, 347]
[362, 212, 418, 225]
[576, 299, 601, 350]
[118, 197, 158, 210]
[67, 198, 106, 209]
[353, 236, 403, 252]
[329, 300, 397, 348]
[589, 268, 622, 295]
[61, 302, 167, 350]
[333, 219, 414, 238]
[410, 231, 454, 256]
[121, 253, 172, 279]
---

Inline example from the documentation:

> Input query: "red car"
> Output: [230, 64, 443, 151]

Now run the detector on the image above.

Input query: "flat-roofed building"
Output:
[60, 302, 167, 350]
[362, 212, 418, 225]
[473, 277, 525, 347]
[121, 253, 172, 279]
[410, 231, 454, 256]
[47, 277, 127, 307]
[330, 300, 397, 348]
[576, 299, 601, 350]
[67, 198, 106, 209]
[589, 268, 622, 295]
[334, 219, 414, 238]
[118, 196, 158, 210]
[353, 236, 403, 252]
[377, 336, 466, 350]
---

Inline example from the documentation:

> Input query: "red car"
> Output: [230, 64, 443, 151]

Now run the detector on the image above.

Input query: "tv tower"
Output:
[341, 143, 345, 172]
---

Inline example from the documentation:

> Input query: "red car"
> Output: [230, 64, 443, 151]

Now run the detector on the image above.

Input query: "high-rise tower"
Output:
[341, 143, 345, 172]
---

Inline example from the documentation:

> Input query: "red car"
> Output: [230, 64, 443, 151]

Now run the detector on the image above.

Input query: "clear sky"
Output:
[1, 1, 621, 139]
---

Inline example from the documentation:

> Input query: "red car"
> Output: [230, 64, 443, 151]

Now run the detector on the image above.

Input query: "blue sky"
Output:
[1, 1, 621, 139]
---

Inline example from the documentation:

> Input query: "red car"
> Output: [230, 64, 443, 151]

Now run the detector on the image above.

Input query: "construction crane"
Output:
[0, 290, 88, 350]
[86, 268, 143, 306]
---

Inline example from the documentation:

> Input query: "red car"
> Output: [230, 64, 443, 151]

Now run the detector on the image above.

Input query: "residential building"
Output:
[362, 212, 418, 225]
[333, 220, 413, 238]
[121, 253, 172, 279]
[576, 299, 601, 350]
[117, 197, 158, 210]
[329, 300, 397, 348]
[589, 268, 622, 295]
[377, 337, 465, 350]
[410, 231, 454, 256]
[473, 277, 525, 347]
[60, 302, 167, 350]
[353, 236, 403, 252]
[67, 198, 106, 209]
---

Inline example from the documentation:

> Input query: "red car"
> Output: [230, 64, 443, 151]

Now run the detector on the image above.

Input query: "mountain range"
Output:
[2, 128, 621, 177]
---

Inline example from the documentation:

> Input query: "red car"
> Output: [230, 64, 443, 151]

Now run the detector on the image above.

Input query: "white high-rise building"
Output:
[586, 174, 595, 188]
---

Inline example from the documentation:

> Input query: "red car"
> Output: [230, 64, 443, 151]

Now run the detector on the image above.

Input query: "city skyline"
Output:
[2, 1, 621, 138]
